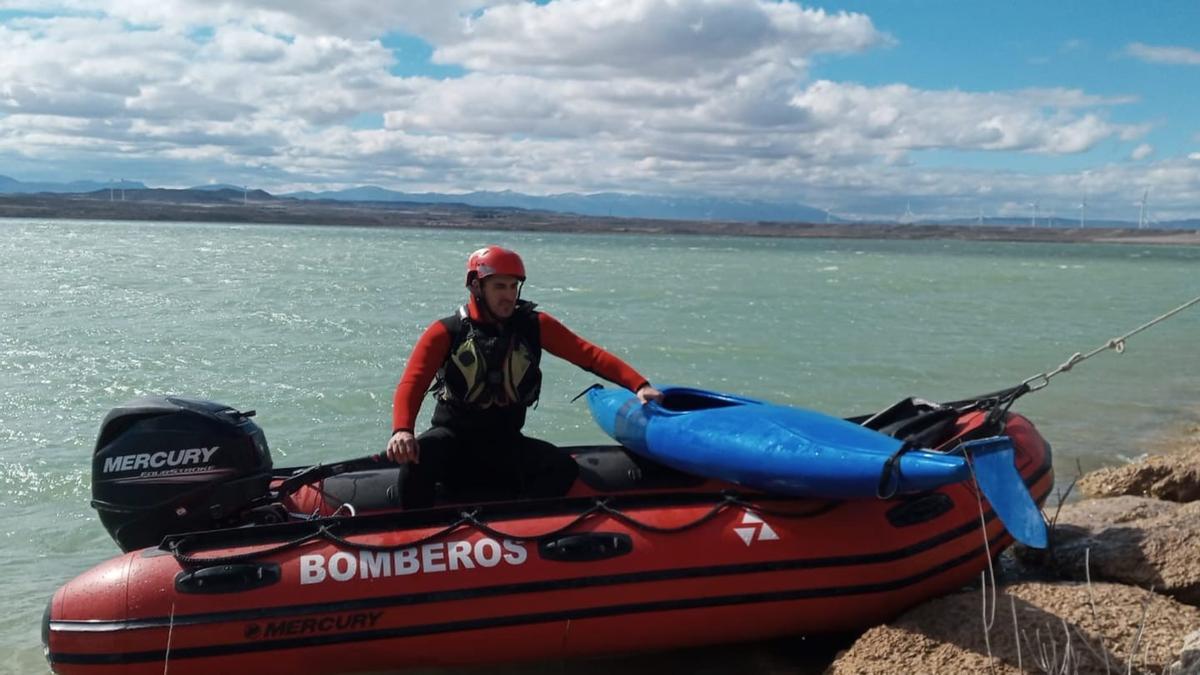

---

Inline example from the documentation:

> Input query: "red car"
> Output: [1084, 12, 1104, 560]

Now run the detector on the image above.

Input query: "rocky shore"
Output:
[826, 423, 1200, 674]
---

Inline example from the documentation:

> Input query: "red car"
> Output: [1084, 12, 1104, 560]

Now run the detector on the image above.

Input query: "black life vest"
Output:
[431, 300, 543, 419]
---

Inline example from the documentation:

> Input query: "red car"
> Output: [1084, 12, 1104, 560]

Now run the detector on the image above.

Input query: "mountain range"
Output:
[283, 185, 835, 223]
[0, 175, 146, 194]
[3, 175, 1198, 229]
[0, 175, 832, 223]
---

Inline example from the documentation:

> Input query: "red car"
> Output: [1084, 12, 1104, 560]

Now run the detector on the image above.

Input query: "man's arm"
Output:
[538, 312, 661, 401]
[387, 320, 451, 463]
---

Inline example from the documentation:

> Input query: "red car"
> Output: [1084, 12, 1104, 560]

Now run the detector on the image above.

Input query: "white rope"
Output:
[163, 602, 175, 675]
[1021, 294, 1200, 392]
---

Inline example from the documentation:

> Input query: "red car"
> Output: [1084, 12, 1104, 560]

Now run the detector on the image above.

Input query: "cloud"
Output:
[1130, 143, 1154, 161]
[208, 25, 289, 63]
[1125, 42, 1200, 66]
[436, 0, 887, 79]
[1, 14, 411, 124]
[787, 83, 1139, 156]
[15, 0, 517, 40]
[0, 1, 1191, 221]
[369, 74, 1144, 201]
[0, 16, 189, 115]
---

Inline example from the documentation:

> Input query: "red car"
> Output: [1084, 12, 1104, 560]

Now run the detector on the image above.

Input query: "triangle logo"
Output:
[733, 512, 779, 546]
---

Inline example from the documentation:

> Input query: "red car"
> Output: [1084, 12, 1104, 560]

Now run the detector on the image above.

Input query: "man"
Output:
[386, 245, 662, 508]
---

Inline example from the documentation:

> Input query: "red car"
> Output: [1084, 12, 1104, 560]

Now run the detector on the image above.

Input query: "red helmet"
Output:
[465, 246, 526, 286]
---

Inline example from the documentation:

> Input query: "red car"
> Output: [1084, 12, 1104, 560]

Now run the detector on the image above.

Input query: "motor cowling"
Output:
[91, 396, 273, 552]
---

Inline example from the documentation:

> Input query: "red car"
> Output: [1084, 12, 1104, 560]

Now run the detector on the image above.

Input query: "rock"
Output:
[1078, 432, 1200, 502]
[1167, 629, 1200, 675]
[1052, 494, 1177, 528]
[1024, 496, 1200, 605]
[826, 581, 1200, 675]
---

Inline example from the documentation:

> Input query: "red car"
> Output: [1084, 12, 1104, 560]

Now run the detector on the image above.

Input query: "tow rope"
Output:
[1018, 293, 1200, 395]
[967, 292, 1200, 429]
[876, 294, 1200, 499]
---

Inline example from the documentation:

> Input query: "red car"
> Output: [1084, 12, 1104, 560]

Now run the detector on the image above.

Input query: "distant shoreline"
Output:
[3, 193, 1199, 246]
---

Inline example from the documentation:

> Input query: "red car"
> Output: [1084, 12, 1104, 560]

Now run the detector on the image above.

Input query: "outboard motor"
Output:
[91, 396, 274, 552]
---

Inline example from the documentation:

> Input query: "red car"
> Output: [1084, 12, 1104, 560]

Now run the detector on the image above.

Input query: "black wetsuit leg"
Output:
[515, 435, 579, 499]
[401, 428, 579, 508]
[399, 426, 462, 509]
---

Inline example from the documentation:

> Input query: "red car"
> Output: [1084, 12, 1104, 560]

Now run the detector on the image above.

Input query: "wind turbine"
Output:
[901, 202, 915, 224]
[977, 205, 984, 226]
[1029, 202, 1039, 227]
[1079, 194, 1087, 228]
[1137, 189, 1149, 229]
[243, 185, 248, 206]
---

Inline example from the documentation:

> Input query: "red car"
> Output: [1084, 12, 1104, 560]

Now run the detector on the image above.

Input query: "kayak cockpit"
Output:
[656, 386, 760, 413]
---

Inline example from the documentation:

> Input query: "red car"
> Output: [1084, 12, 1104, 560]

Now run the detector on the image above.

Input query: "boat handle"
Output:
[175, 563, 282, 594]
[539, 532, 633, 562]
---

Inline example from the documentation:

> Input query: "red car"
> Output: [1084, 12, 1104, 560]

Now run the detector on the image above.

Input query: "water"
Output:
[2, 218, 1198, 673]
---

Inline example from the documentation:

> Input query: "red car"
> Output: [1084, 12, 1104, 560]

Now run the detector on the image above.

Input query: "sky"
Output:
[1, 0, 1198, 222]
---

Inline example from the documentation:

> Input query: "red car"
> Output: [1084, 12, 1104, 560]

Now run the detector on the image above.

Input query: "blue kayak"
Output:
[586, 385, 1048, 548]
[587, 385, 981, 498]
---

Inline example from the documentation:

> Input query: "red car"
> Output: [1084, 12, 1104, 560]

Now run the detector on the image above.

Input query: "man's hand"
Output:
[636, 384, 664, 404]
[385, 430, 420, 464]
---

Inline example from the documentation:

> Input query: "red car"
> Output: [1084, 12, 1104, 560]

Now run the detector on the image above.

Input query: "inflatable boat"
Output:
[44, 391, 1052, 674]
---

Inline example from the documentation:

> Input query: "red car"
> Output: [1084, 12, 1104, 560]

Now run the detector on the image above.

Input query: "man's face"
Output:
[478, 275, 520, 318]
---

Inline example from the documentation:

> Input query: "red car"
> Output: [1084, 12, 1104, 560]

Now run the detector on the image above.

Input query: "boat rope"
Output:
[163, 602, 176, 675]
[964, 456, 999, 642]
[1019, 293, 1200, 395]
[322, 504, 609, 554]
[169, 525, 342, 567]
[168, 495, 840, 566]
